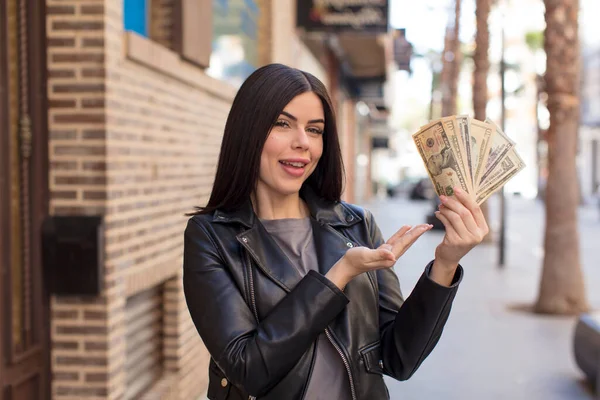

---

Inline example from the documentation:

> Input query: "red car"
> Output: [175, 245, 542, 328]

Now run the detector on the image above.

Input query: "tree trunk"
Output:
[441, 0, 462, 117]
[473, 0, 492, 242]
[535, 0, 589, 315]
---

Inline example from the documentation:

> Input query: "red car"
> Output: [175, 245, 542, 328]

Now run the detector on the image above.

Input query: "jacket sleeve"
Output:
[365, 210, 463, 381]
[183, 218, 349, 397]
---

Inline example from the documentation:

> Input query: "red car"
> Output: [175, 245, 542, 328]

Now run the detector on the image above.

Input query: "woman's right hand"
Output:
[326, 224, 432, 290]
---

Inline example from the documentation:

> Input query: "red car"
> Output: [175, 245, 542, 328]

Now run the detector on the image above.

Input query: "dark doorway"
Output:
[0, 0, 50, 399]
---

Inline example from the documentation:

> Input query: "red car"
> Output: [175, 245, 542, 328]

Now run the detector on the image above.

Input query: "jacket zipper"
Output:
[325, 328, 357, 400]
[246, 252, 260, 322]
[246, 251, 259, 400]
[244, 228, 358, 400]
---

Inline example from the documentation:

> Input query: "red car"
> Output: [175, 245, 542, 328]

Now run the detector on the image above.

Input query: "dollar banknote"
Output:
[456, 115, 474, 186]
[419, 116, 474, 193]
[477, 118, 515, 189]
[475, 149, 525, 204]
[414, 115, 524, 204]
[412, 121, 470, 197]
[469, 118, 495, 190]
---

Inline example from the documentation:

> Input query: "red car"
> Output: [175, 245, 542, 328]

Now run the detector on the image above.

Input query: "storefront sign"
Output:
[297, 0, 389, 33]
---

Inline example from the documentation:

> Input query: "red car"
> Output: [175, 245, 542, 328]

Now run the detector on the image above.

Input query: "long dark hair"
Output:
[191, 63, 344, 215]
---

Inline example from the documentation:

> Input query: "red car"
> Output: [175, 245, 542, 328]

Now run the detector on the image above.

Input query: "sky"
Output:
[390, 0, 476, 53]
[387, 0, 479, 122]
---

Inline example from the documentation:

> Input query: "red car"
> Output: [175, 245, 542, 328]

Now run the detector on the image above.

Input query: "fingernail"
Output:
[455, 187, 462, 195]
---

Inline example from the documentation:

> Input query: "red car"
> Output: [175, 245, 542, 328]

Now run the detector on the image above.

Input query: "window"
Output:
[124, 0, 150, 37]
[207, 0, 260, 87]
[123, 0, 214, 70]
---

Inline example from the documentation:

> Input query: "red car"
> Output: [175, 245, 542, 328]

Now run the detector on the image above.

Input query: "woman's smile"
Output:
[279, 158, 310, 177]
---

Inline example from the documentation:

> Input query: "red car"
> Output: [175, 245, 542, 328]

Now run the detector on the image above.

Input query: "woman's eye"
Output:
[307, 127, 324, 135]
[274, 120, 290, 128]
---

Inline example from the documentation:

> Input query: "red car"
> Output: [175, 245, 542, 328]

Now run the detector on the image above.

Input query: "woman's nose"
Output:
[293, 127, 310, 149]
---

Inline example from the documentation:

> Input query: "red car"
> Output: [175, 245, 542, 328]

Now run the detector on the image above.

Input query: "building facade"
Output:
[580, 0, 600, 204]
[0, 1, 391, 399]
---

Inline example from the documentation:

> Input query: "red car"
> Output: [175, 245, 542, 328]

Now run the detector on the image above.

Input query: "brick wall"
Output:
[47, 1, 235, 398]
[150, 0, 176, 50]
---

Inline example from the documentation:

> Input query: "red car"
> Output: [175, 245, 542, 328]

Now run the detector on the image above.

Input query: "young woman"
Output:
[183, 64, 488, 400]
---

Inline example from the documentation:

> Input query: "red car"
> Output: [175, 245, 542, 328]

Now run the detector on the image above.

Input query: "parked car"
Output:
[409, 178, 435, 201]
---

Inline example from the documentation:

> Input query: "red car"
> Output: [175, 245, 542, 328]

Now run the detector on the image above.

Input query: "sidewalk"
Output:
[362, 195, 599, 400]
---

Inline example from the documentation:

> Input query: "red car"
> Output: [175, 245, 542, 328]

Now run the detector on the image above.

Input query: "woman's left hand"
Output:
[434, 186, 489, 269]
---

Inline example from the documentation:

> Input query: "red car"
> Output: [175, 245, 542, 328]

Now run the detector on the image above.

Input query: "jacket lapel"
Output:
[311, 219, 356, 276]
[219, 185, 362, 292]
[236, 222, 303, 293]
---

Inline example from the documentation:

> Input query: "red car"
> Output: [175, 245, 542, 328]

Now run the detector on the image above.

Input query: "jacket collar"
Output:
[212, 185, 362, 228]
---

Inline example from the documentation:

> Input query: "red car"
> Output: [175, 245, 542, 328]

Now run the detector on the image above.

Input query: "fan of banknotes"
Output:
[412, 115, 525, 205]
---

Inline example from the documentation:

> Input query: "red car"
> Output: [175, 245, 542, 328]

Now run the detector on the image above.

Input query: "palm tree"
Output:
[441, 0, 462, 117]
[473, 0, 492, 241]
[535, 0, 589, 314]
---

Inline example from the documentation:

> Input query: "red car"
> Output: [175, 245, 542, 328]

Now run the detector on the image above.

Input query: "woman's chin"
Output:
[272, 180, 305, 196]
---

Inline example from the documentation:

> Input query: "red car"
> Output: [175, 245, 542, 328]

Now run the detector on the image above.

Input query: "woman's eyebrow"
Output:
[280, 111, 324, 124]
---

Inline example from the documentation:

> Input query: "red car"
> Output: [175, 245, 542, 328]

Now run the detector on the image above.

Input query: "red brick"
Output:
[82, 129, 106, 140]
[81, 68, 105, 78]
[55, 325, 108, 336]
[51, 191, 78, 200]
[84, 310, 107, 320]
[85, 373, 108, 383]
[52, 341, 79, 351]
[54, 113, 104, 124]
[54, 145, 105, 156]
[48, 69, 76, 78]
[53, 83, 105, 93]
[53, 372, 80, 382]
[55, 176, 107, 186]
[51, 21, 104, 31]
[81, 98, 105, 108]
[82, 38, 104, 47]
[52, 53, 104, 63]
[47, 5, 76, 15]
[50, 130, 78, 140]
[50, 161, 78, 171]
[83, 191, 107, 200]
[48, 37, 76, 47]
[55, 386, 108, 396]
[82, 160, 107, 170]
[80, 4, 105, 15]
[49, 99, 77, 108]
[84, 341, 108, 351]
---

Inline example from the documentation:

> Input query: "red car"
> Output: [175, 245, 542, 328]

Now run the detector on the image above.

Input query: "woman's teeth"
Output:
[280, 161, 305, 168]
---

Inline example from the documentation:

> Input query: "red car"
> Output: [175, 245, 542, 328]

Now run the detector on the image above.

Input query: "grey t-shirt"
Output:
[260, 217, 352, 400]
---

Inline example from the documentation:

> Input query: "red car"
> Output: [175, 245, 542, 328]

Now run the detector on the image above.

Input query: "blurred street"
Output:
[363, 195, 599, 400]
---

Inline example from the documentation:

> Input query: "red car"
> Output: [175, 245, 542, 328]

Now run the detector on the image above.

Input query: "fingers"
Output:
[452, 187, 489, 234]
[434, 210, 456, 237]
[385, 225, 412, 247]
[439, 200, 477, 236]
[434, 210, 460, 241]
[390, 224, 431, 258]
[436, 206, 469, 239]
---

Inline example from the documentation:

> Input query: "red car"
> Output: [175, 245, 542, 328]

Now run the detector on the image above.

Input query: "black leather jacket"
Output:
[183, 188, 463, 400]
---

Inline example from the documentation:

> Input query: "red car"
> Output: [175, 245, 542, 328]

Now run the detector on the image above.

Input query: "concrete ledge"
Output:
[573, 312, 600, 395]
[124, 31, 237, 102]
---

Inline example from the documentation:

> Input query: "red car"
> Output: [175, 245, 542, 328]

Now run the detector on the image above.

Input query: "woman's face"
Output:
[257, 92, 325, 199]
